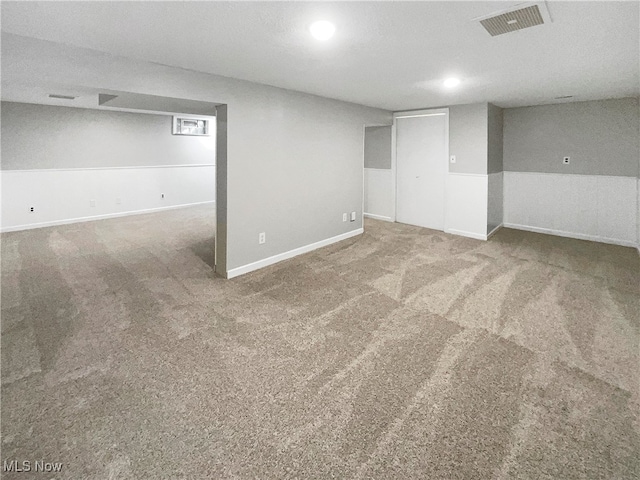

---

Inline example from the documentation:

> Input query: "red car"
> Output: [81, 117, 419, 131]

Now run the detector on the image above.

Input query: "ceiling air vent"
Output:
[475, 2, 551, 37]
[48, 94, 76, 100]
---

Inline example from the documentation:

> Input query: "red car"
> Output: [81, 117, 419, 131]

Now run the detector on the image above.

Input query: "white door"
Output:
[395, 112, 447, 230]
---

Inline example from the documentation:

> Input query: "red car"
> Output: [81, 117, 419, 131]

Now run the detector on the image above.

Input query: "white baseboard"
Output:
[364, 213, 393, 222]
[503, 223, 638, 248]
[0, 201, 215, 233]
[227, 228, 364, 279]
[445, 228, 487, 241]
[487, 224, 503, 239]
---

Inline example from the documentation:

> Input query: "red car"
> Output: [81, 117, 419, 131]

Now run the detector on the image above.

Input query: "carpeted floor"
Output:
[1, 204, 638, 479]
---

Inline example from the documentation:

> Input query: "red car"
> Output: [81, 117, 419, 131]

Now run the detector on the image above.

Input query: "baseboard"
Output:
[487, 224, 503, 239]
[445, 228, 487, 241]
[1, 201, 216, 233]
[364, 213, 393, 222]
[227, 228, 364, 279]
[503, 223, 638, 248]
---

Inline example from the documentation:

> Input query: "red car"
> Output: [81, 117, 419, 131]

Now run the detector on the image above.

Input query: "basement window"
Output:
[172, 116, 210, 136]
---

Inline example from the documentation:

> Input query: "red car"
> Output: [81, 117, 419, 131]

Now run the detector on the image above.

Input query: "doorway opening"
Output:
[363, 124, 393, 225]
[1, 90, 227, 275]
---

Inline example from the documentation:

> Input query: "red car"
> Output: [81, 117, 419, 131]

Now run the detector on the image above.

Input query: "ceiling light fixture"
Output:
[443, 78, 461, 88]
[309, 21, 336, 41]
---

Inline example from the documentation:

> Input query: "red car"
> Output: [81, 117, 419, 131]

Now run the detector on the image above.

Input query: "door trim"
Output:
[392, 108, 449, 227]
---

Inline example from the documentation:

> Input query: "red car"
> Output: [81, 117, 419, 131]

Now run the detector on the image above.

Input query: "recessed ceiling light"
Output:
[443, 78, 461, 88]
[309, 21, 336, 41]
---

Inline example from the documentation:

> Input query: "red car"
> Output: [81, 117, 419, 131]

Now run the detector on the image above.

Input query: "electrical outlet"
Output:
[89, 200, 96, 207]
[259, 232, 266, 244]
[161, 193, 165, 199]
[350, 211, 356, 222]
[563, 156, 570, 165]
[342, 213, 347, 222]
[450, 155, 456, 164]
[29, 207, 34, 212]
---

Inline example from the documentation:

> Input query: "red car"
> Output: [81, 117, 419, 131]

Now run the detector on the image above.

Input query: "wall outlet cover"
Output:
[350, 211, 356, 222]
[342, 213, 347, 222]
[259, 232, 266, 244]
[563, 156, 570, 164]
[450, 155, 456, 164]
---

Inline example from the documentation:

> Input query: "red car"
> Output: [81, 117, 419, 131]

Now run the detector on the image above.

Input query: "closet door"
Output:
[395, 112, 447, 230]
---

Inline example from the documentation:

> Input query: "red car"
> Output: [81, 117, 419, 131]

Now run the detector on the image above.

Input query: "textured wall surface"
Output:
[503, 98, 639, 176]
[1, 102, 216, 170]
[449, 103, 488, 175]
[364, 126, 392, 169]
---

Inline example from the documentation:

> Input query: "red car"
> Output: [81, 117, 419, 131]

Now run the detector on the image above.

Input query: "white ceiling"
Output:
[1, 1, 638, 110]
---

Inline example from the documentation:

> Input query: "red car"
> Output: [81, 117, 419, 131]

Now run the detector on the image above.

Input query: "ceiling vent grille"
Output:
[48, 94, 76, 100]
[476, 3, 550, 36]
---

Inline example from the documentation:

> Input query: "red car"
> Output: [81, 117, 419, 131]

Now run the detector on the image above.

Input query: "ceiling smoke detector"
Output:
[474, 2, 552, 37]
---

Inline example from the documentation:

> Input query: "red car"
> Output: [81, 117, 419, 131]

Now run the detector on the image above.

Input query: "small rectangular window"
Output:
[172, 117, 210, 136]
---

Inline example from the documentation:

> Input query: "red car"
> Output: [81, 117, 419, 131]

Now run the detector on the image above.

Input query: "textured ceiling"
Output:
[1, 1, 638, 110]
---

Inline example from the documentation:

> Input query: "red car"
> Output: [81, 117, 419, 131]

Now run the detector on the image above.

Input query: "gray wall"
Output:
[1, 102, 216, 170]
[487, 103, 504, 234]
[503, 97, 639, 176]
[2, 34, 392, 274]
[449, 103, 489, 174]
[487, 103, 504, 174]
[364, 126, 392, 169]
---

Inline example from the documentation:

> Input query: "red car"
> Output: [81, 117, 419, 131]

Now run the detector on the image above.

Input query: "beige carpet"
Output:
[1, 204, 638, 479]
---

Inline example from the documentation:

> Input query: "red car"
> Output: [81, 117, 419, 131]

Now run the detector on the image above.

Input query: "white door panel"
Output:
[395, 113, 447, 230]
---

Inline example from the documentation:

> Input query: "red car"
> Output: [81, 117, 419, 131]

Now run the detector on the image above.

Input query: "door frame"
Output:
[392, 108, 449, 228]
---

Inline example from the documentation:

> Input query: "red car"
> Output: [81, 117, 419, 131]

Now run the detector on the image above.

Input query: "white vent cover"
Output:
[474, 2, 551, 36]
